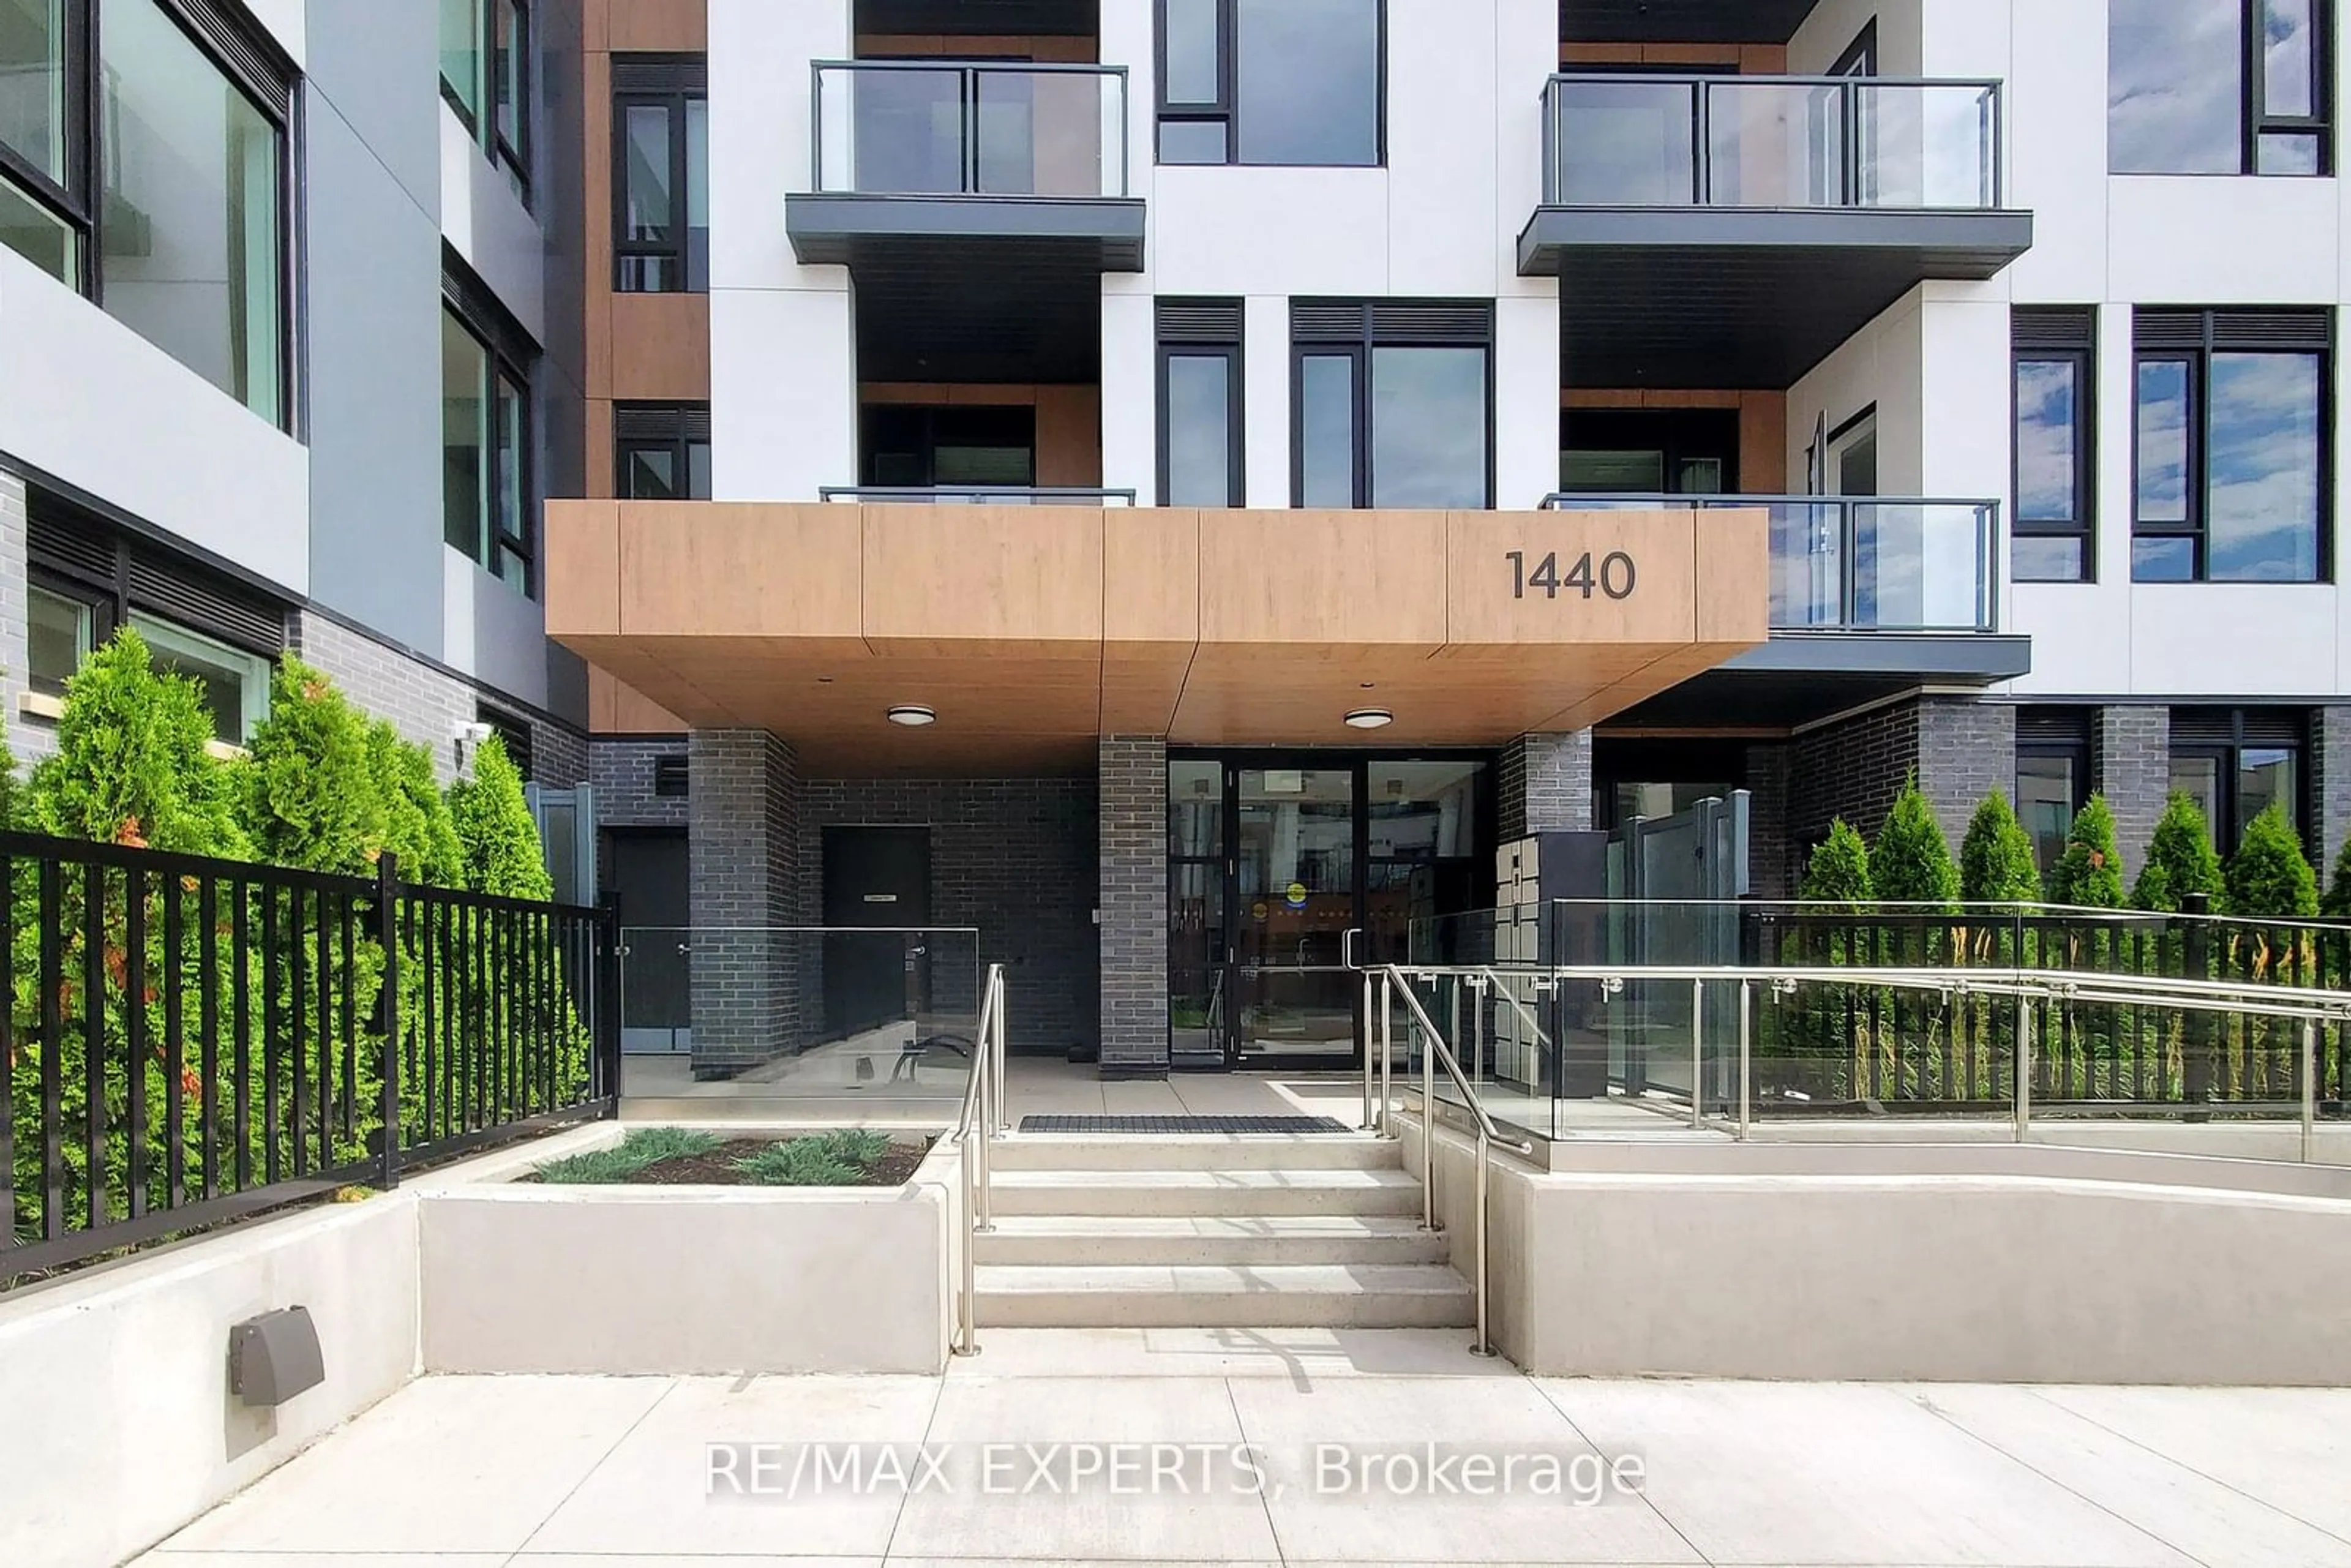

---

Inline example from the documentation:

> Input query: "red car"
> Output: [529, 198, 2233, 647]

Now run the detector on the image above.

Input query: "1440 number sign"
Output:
[1506, 549, 1636, 601]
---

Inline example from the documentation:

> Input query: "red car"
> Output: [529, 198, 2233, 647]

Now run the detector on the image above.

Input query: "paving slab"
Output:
[2030, 1385, 2351, 1540]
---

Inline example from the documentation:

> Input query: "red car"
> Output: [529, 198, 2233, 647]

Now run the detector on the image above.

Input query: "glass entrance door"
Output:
[1234, 766, 1357, 1063]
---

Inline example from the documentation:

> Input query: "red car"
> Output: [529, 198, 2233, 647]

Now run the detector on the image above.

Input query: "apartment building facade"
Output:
[0, 0, 594, 820]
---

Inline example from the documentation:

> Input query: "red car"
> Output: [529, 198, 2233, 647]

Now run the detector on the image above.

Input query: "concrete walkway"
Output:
[141, 1330, 2351, 1567]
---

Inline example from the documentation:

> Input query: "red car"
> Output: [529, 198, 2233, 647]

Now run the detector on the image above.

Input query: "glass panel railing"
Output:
[814, 62, 1128, 198]
[1543, 74, 2003, 211]
[818, 486, 1137, 506]
[1540, 493, 2000, 632]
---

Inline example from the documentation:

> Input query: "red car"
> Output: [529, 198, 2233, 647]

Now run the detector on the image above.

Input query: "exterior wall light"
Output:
[1344, 708, 1394, 729]
[887, 705, 937, 727]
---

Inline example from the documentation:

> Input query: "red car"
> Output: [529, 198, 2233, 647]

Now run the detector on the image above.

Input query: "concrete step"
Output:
[988, 1133, 1397, 1173]
[975, 1262, 1477, 1329]
[990, 1167, 1425, 1218]
[973, 1214, 1449, 1267]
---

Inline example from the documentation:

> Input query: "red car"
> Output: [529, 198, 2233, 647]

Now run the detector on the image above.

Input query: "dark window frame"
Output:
[615, 400, 713, 500]
[1153, 0, 1388, 168]
[2170, 708, 2311, 853]
[1831, 18, 1878, 77]
[2012, 308, 2099, 583]
[443, 0, 533, 199]
[442, 257, 539, 598]
[1289, 299, 1496, 510]
[1156, 298, 1245, 508]
[0, 0, 296, 429]
[2131, 308, 2333, 583]
[612, 54, 708, 294]
[2109, 0, 2334, 174]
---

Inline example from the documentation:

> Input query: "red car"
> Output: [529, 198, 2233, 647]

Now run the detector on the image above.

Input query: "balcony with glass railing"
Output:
[1542, 493, 2002, 636]
[787, 61, 1144, 270]
[1521, 74, 2033, 387]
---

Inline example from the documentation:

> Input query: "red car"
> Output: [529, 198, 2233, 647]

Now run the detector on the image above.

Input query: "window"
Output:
[617, 402, 712, 500]
[1291, 300, 1491, 509]
[2171, 708, 2307, 852]
[1561, 409, 1737, 495]
[2015, 710, 2093, 876]
[2110, 0, 2330, 174]
[1157, 299, 1243, 506]
[2014, 309, 2098, 582]
[443, 0, 531, 193]
[861, 405, 1035, 489]
[1156, 0, 1382, 167]
[442, 265, 537, 597]
[2132, 309, 2329, 583]
[614, 54, 707, 293]
[25, 495, 286, 744]
[0, 0, 290, 423]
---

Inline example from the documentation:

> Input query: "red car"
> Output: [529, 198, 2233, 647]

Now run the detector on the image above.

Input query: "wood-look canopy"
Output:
[544, 502, 1768, 776]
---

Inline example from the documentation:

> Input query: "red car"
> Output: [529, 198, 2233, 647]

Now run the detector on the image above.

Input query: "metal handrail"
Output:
[810, 59, 1132, 198]
[1376, 965, 1535, 1357]
[951, 962, 1007, 1356]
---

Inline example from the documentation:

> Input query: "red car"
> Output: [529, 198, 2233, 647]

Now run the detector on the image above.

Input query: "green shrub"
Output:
[2326, 829, 2351, 921]
[534, 1127, 719, 1184]
[735, 1136, 861, 1187]
[1799, 819, 1873, 907]
[1871, 780, 1959, 910]
[1959, 790, 2041, 907]
[2226, 804, 2319, 919]
[370, 721, 463, 888]
[2133, 791, 2225, 913]
[449, 736, 552, 900]
[817, 1128, 891, 1166]
[2044, 794, 2126, 909]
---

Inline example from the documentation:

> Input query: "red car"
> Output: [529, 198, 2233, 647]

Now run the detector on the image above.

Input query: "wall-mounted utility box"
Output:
[228, 1305, 324, 1408]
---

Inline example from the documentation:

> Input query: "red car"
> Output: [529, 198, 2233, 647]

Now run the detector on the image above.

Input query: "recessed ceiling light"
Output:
[1360, 682, 1376, 689]
[887, 705, 937, 727]
[1344, 708, 1394, 730]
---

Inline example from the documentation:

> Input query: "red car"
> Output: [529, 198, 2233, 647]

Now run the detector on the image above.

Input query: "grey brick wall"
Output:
[1498, 730, 1594, 841]
[2313, 707, 2351, 879]
[593, 737, 691, 830]
[802, 777, 1098, 1059]
[2094, 705, 2170, 874]
[1744, 741, 1793, 899]
[530, 714, 590, 789]
[1918, 697, 2015, 849]
[293, 612, 476, 783]
[0, 469, 31, 768]
[1790, 697, 2014, 869]
[1098, 735, 1168, 1078]
[688, 729, 801, 1075]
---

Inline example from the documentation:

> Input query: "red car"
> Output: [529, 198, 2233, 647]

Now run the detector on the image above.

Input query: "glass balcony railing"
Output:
[819, 486, 1137, 506]
[1541, 493, 2000, 633]
[1542, 73, 2003, 210]
[812, 61, 1130, 198]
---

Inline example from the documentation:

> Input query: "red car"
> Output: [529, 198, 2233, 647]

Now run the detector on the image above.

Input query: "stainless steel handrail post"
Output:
[1380, 971, 1396, 1139]
[2014, 989, 2032, 1144]
[993, 969, 1009, 1136]
[1422, 975, 1439, 1232]
[1473, 1117, 1491, 1354]
[951, 963, 1003, 1357]
[1738, 978, 1753, 1142]
[2303, 1019, 2319, 1165]
[1690, 977, 1705, 1130]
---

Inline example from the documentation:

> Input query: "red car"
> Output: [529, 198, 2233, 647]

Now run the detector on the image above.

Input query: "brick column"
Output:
[688, 729, 801, 1078]
[1498, 730, 1594, 841]
[1098, 735, 1168, 1078]
[2312, 707, 2351, 877]
[2094, 705, 2169, 874]
[1917, 697, 2015, 849]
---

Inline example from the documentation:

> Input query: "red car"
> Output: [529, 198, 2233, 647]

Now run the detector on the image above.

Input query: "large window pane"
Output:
[2014, 536, 2088, 582]
[685, 97, 709, 290]
[2015, 754, 2078, 874]
[1164, 353, 1231, 506]
[132, 613, 269, 745]
[623, 445, 676, 500]
[1368, 762, 1483, 861]
[440, 0, 481, 119]
[28, 582, 91, 696]
[2264, 0, 2317, 116]
[1169, 759, 1224, 857]
[1234, 0, 1378, 166]
[0, 0, 66, 182]
[99, 0, 283, 423]
[2109, 0, 2242, 173]
[442, 311, 489, 559]
[1371, 346, 1488, 508]
[494, 370, 528, 594]
[1299, 353, 1355, 506]
[1163, 0, 1221, 106]
[622, 103, 672, 246]
[0, 171, 74, 282]
[2015, 358, 2079, 522]
[2240, 746, 2296, 839]
[2135, 358, 2191, 523]
[2207, 351, 2320, 581]
[688, 438, 711, 498]
[2171, 753, 2225, 847]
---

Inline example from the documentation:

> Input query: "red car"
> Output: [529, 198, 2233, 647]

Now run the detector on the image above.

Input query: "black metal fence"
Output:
[1746, 899, 2351, 1114]
[2, 829, 619, 1281]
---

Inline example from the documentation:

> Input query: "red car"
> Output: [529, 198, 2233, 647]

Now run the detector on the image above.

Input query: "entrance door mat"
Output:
[1018, 1114, 1353, 1134]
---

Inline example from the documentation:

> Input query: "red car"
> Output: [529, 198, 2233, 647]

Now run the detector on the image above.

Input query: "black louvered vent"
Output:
[1156, 298, 1243, 343]
[479, 708, 536, 780]
[2137, 309, 2332, 351]
[1291, 301, 1367, 340]
[31, 495, 287, 653]
[2012, 308, 2094, 351]
[613, 53, 708, 94]
[2015, 707, 2091, 746]
[127, 560, 286, 651]
[616, 402, 712, 442]
[2173, 708, 2309, 746]
[159, 0, 296, 116]
[653, 756, 689, 797]
[1291, 299, 1495, 343]
[28, 508, 116, 582]
[2135, 311, 2205, 350]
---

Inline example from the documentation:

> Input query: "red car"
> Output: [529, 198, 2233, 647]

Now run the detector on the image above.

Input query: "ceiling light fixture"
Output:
[886, 705, 937, 727]
[1344, 708, 1394, 730]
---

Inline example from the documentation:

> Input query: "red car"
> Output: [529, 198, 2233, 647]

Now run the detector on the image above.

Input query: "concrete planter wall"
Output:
[418, 1136, 958, 1376]
[1406, 1114, 2351, 1385]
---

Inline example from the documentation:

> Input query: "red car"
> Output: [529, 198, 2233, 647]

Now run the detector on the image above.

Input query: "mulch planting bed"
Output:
[527, 1135, 935, 1187]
